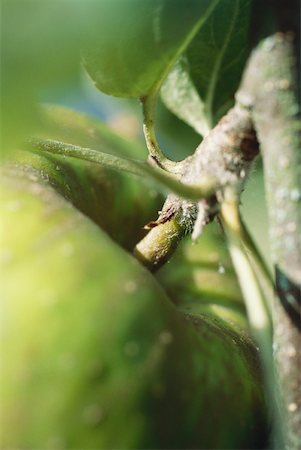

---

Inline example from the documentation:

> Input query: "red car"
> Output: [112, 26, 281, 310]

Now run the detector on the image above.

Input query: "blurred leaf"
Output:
[3, 103, 165, 248]
[39, 105, 148, 160]
[83, 0, 218, 98]
[1, 1, 82, 150]
[161, 0, 252, 134]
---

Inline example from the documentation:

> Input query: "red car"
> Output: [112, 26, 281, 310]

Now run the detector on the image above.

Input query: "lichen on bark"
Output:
[237, 33, 301, 450]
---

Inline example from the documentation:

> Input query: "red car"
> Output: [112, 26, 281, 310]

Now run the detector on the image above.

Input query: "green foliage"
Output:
[83, 0, 217, 98]
[161, 0, 252, 134]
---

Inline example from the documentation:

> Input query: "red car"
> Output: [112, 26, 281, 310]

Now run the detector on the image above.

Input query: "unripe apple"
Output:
[0, 160, 268, 449]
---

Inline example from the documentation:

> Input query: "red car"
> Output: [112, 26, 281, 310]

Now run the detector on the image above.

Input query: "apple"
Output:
[1, 116, 268, 449]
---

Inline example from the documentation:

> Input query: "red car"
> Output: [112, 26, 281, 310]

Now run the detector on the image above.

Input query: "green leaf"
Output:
[161, 58, 211, 137]
[39, 105, 148, 160]
[29, 106, 216, 201]
[3, 102, 166, 248]
[161, 0, 252, 134]
[83, 0, 218, 98]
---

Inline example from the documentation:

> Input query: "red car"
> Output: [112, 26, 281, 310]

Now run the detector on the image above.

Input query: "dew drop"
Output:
[272, 342, 279, 353]
[218, 263, 225, 274]
[287, 402, 298, 413]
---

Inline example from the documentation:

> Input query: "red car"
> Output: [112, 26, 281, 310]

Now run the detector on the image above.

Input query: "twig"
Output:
[141, 93, 178, 172]
[135, 101, 259, 270]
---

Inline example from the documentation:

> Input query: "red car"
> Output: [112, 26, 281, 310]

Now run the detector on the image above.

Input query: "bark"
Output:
[237, 33, 301, 450]
[134, 103, 259, 269]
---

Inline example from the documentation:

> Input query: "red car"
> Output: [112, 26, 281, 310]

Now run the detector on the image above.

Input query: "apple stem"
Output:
[141, 93, 178, 173]
[220, 188, 284, 448]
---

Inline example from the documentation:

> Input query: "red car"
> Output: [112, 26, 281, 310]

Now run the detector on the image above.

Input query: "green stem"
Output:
[29, 138, 216, 201]
[239, 218, 275, 309]
[221, 191, 272, 332]
[221, 192, 283, 448]
[141, 93, 178, 172]
[134, 218, 185, 272]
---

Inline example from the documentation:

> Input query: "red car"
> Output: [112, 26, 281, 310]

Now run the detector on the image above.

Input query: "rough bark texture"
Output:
[238, 33, 301, 450]
[135, 103, 259, 269]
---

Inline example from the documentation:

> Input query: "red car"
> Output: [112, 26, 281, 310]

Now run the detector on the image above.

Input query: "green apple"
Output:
[1, 146, 268, 449]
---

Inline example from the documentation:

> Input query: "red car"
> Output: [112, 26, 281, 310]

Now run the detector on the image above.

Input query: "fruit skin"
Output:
[14, 103, 163, 250]
[9, 149, 161, 251]
[1, 158, 268, 449]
